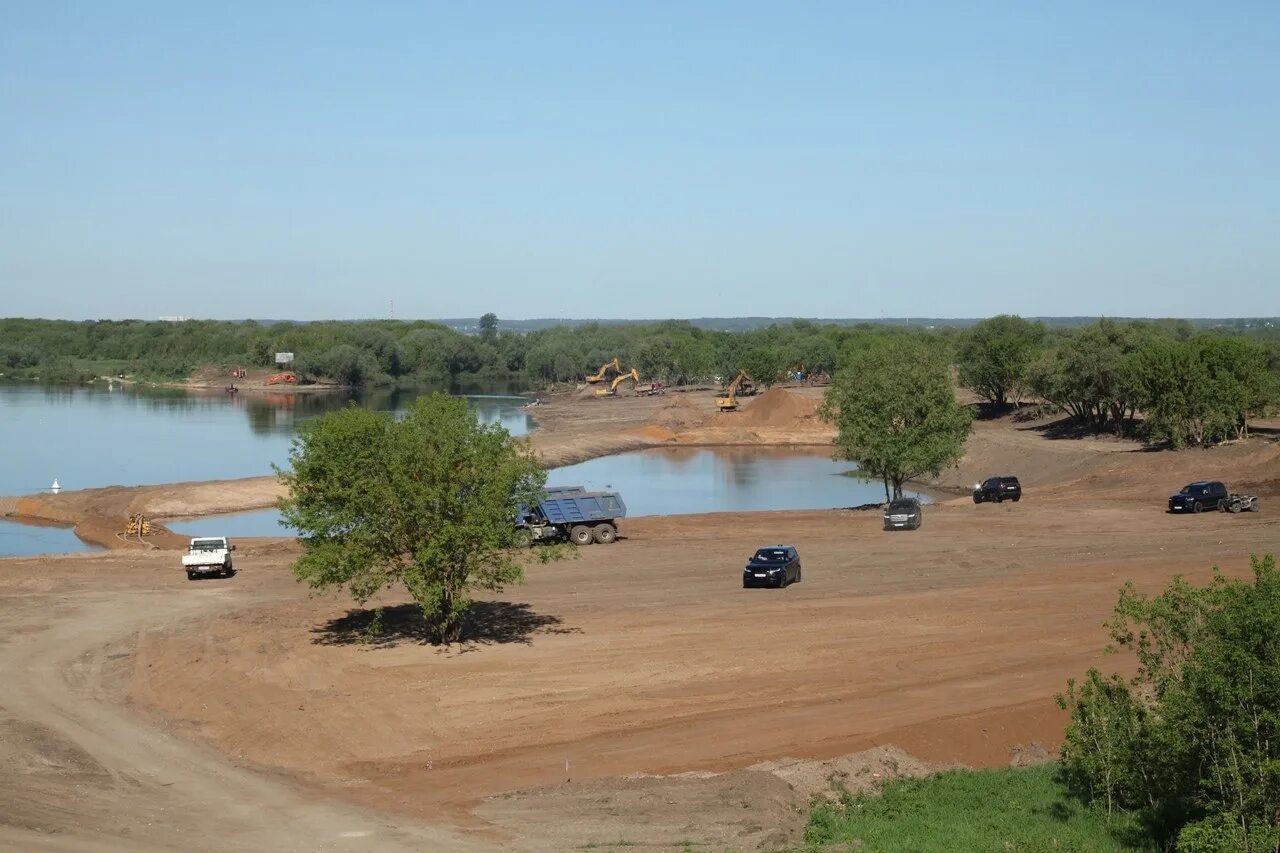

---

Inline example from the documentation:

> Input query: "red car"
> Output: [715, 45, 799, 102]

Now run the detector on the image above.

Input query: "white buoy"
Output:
[51, 478, 61, 494]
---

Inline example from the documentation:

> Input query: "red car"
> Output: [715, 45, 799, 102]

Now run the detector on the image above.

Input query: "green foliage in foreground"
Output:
[278, 393, 567, 643]
[804, 764, 1152, 852]
[1059, 554, 1280, 851]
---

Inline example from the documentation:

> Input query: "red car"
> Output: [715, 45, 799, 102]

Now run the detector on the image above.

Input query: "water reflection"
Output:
[166, 446, 929, 538]
[0, 383, 530, 497]
[549, 446, 928, 517]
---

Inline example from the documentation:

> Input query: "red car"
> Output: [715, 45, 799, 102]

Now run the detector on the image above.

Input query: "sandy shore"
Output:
[4, 384, 838, 548]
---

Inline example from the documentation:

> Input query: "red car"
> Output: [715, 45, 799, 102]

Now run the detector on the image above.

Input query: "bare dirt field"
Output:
[3, 394, 1279, 850]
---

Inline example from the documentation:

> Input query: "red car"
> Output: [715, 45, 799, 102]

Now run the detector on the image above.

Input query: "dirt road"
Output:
[5, 486, 1276, 848]
[0, 552, 481, 852]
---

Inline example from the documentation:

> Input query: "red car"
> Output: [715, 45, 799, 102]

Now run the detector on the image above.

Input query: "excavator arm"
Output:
[596, 368, 641, 396]
[586, 357, 623, 383]
[717, 370, 753, 411]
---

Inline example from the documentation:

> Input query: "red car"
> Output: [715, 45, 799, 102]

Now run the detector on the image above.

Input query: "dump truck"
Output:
[518, 487, 627, 545]
[182, 536, 236, 580]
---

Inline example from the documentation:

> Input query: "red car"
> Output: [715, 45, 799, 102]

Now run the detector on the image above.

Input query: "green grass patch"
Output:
[804, 764, 1153, 852]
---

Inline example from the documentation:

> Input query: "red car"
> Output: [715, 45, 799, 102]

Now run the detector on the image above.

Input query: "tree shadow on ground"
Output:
[311, 601, 579, 651]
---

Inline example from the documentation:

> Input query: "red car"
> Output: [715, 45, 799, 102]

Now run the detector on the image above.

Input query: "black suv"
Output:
[743, 545, 801, 588]
[1168, 481, 1227, 513]
[973, 476, 1022, 504]
[883, 497, 923, 530]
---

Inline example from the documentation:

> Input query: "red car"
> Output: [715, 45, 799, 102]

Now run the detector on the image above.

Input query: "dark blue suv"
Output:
[743, 546, 802, 589]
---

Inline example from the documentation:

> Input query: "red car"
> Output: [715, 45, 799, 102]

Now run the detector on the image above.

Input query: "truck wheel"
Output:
[186, 571, 196, 581]
[569, 525, 593, 546]
[591, 524, 617, 544]
[1193, 502, 1203, 513]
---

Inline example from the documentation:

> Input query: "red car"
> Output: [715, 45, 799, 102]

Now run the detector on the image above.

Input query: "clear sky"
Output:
[3, 2, 1277, 321]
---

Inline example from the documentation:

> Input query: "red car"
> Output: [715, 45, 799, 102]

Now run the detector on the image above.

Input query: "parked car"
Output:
[1168, 481, 1260, 514]
[883, 497, 922, 531]
[182, 536, 235, 580]
[743, 545, 802, 589]
[973, 475, 1022, 504]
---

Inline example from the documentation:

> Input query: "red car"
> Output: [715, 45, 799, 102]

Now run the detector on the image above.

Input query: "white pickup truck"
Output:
[182, 536, 236, 580]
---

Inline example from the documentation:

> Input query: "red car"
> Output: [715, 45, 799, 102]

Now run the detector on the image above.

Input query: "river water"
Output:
[1, 383, 922, 553]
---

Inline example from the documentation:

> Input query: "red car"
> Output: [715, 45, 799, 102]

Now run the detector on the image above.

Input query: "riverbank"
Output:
[8, 382, 1280, 551]
[2, 385, 838, 548]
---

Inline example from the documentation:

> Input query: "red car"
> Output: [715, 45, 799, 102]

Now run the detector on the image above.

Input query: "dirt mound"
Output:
[736, 387, 819, 428]
[623, 424, 678, 442]
[1237, 477, 1280, 498]
[479, 768, 802, 850]
[749, 744, 934, 801]
[1008, 741, 1054, 768]
[648, 395, 708, 431]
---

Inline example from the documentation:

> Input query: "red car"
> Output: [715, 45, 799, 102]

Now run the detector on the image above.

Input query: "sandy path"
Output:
[0, 558, 483, 852]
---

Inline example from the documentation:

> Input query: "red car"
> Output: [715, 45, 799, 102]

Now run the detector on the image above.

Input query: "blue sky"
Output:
[2, 2, 1277, 320]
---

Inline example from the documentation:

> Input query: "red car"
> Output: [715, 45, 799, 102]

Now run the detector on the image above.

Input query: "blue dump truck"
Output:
[518, 485, 627, 545]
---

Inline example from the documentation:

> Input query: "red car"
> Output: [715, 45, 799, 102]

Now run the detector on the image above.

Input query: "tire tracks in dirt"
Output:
[0, 583, 486, 852]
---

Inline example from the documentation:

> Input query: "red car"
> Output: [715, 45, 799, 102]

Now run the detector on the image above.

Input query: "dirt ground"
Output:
[2, 393, 1279, 850]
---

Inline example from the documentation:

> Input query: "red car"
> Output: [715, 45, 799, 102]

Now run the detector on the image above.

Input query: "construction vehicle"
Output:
[586, 357, 623, 383]
[125, 514, 153, 536]
[717, 371, 756, 411]
[518, 487, 627, 545]
[634, 380, 667, 396]
[596, 368, 641, 397]
[266, 372, 297, 385]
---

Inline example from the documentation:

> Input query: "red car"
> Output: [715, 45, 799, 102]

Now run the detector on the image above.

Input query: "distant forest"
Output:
[1, 314, 1278, 447]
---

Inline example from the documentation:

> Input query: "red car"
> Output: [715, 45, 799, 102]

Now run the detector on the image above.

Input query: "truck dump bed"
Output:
[538, 492, 627, 524]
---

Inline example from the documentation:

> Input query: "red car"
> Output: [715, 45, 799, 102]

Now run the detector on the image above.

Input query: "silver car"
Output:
[883, 497, 922, 531]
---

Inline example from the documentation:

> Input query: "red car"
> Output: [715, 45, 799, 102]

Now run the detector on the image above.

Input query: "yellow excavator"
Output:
[586, 357, 623, 383]
[717, 370, 756, 411]
[596, 368, 641, 397]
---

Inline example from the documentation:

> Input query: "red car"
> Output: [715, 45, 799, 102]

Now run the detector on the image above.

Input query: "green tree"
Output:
[820, 337, 972, 501]
[278, 394, 560, 643]
[479, 312, 499, 340]
[1027, 320, 1150, 434]
[739, 346, 786, 386]
[1059, 555, 1280, 850]
[955, 314, 1046, 406]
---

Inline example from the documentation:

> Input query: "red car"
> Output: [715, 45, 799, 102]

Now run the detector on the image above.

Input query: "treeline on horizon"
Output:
[1, 314, 1278, 448]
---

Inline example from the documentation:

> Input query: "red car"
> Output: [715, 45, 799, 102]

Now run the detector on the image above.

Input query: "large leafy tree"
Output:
[1059, 555, 1280, 851]
[1026, 320, 1152, 434]
[955, 314, 1046, 405]
[278, 393, 555, 643]
[820, 337, 972, 501]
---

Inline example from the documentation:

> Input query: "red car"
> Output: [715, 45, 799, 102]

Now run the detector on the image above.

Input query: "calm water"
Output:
[167, 447, 928, 538]
[0, 383, 531, 496]
[2, 383, 919, 553]
[0, 517, 97, 556]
